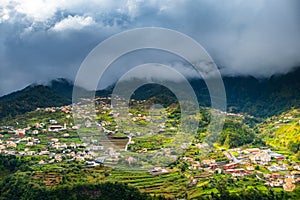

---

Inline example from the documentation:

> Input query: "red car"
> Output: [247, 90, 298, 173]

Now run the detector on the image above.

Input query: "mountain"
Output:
[1, 67, 300, 120]
[127, 67, 300, 118]
[0, 79, 73, 120]
[223, 67, 300, 117]
[0, 78, 111, 120]
[47, 78, 74, 98]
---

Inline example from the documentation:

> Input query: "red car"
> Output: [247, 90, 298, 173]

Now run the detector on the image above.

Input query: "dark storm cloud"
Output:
[0, 0, 300, 96]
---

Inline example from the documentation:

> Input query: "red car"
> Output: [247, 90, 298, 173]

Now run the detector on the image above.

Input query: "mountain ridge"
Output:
[1, 67, 299, 120]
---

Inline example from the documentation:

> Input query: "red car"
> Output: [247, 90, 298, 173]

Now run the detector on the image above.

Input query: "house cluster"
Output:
[182, 144, 300, 192]
[0, 111, 115, 167]
[36, 105, 72, 114]
[225, 112, 244, 118]
[263, 172, 300, 192]
[1, 116, 72, 141]
[0, 139, 18, 155]
[224, 168, 251, 177]
[273, 115, 295, 129]
[229, 148, 284, 164]
[0, 133, 112, 167]
[38, 148, 97, 166]
[0, 136, 41, 155]
[149, 166, 170, 176]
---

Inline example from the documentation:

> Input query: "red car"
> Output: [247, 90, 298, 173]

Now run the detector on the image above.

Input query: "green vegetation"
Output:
[258, 108, 300, 159]
[0, 85, 70, 120]
[1, 76, 300, 199]
[0, 174, 154, 200]
[218, 119, 255, 148]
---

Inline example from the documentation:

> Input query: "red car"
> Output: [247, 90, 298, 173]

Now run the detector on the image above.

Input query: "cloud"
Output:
[52, 15, 95, 32]
[0, 8, 9, 23]
[0, 0, 300, 96]
[14, 0, 59, 22]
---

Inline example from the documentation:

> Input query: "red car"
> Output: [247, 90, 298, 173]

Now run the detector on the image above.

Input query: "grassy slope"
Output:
[258, 108, 300, 155]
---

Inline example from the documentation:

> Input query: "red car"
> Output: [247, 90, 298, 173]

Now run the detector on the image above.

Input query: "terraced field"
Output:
[106, 170, 188, 198]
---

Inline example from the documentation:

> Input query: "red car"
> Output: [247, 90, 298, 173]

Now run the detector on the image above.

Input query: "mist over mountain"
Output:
[1, 66, 299, 120]
[1, 1, 300, 97]
[130, 66, 300, 118]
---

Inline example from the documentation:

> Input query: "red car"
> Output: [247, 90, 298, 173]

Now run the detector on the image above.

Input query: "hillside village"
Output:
[0, 97, 300, 195]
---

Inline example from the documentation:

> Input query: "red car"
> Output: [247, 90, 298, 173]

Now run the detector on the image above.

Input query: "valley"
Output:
[0, 94, 299, 199]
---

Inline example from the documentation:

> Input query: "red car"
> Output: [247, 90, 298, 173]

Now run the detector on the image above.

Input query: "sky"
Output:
[0, 0, 300, 96]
